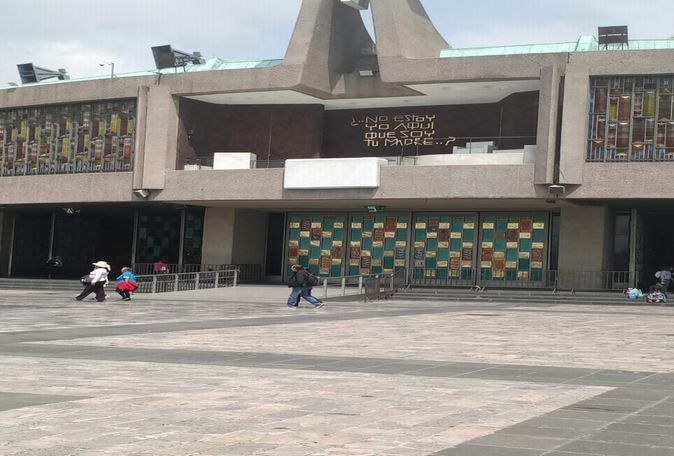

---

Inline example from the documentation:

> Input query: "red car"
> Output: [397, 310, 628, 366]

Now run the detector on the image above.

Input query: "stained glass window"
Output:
[588, 76, 674, 162]
[0, 99, 136, 176]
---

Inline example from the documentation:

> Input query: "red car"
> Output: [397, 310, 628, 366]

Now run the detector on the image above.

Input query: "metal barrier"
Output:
[316, 269, 407, 301]
[318, 275, 367, 300]
[134, 269, 238, 294]
[131, 263, 261, 282]
[408, 268, 633, 291]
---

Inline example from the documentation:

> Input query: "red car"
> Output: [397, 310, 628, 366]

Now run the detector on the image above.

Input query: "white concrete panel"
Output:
[284, 157, 386, 189]
[213, 153, 256, 170]
[415, 149, 535, 166]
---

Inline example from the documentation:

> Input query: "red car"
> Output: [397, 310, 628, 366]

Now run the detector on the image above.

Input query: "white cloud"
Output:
[0, 0, 302, 84]
[1, 0, 672, 85]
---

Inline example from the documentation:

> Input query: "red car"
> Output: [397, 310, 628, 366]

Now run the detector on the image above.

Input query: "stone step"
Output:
[394, 288, 638, 305]
[0, 279, 83, 291]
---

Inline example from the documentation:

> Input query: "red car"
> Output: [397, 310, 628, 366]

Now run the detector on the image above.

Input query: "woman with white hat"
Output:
[76, 260, 111, 302]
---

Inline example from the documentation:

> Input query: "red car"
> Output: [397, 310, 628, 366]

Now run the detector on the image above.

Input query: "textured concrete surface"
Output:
[1, 286, 674, 455]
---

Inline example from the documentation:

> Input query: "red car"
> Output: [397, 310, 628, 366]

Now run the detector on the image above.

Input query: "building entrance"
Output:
[639, 213, 674, 288]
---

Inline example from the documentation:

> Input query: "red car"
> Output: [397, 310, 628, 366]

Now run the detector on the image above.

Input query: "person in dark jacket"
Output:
[46, 255, 63, 279]
[287, 264, 323, 309]
[293, 267, 322, 306]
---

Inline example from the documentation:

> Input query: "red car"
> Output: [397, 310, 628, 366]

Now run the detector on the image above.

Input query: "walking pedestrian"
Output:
[655, 266, 673, 292]
[287, 264, 324, 309]
[293, 267, 323, 307]
[76, 261, 111, 302]
[46, 255, 63, 279]
[115, 267, 138, 301]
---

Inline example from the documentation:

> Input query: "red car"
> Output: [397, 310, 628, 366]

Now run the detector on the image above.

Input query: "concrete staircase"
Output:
[0, 278, 83, 292]
[394, 287, 640, 306]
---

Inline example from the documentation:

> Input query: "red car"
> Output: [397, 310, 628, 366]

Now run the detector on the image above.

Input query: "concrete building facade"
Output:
[1, 0, 674, 289]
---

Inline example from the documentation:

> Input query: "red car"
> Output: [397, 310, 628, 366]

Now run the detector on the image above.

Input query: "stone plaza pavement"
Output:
[2, 286, 674, 455]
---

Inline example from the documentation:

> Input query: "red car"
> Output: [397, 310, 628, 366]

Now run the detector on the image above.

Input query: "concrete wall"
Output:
[534, 65, 560, 185]
[201, 208, 266, 266]
[558, 66, 589, 185]
[201, 208, 235, 264]
[138, 85, 179, 189]
[557, 205, 612, 287]
[0, 173, 133, 205]
[159, 164, 542, 204]
[231, 210, 267, 265]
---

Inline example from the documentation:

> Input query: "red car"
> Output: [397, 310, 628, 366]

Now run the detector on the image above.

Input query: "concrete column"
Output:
[231, 210, 268, 265]
[201, 208, 236, 265]
[557, 205, 612, 288]
[559, 65, 590, 185]
[534, 65, 561, 185]
[132, 86, 149, 190]
[136, 85, 179, 190]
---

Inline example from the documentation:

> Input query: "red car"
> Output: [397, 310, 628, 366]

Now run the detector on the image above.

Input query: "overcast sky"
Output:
[1, 0, 673, 84]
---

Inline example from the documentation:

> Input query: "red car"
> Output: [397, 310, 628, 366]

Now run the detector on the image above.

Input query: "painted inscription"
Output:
[350, 114, 456, 148]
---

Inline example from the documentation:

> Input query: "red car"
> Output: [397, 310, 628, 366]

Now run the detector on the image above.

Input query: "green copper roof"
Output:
[0, 58, 282, 90]
[440, 36, 674, 57]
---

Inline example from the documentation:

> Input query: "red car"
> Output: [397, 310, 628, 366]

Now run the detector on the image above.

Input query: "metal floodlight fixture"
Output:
[17, 63, 69, 84]
[151, 44, 205, 70]
[133, 189, 151, 199]
[597, 25, 629, 49]
[548, 184, 566, 196]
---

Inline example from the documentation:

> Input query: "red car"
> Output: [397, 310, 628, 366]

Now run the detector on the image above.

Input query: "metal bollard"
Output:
[151, 275, 157, 294]
[233, 270, 238, 287]
[322, 278, 328, 299]
[215, 271, 220, 288]
[174, 274, 179, 292]
[195, 273, 200, 290]
[358, 275, 363, 294]
[341, 277, 346, 296]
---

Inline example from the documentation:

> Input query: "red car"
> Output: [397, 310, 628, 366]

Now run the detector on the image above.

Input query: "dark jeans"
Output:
[117, 289, 131, 300]
[76, 282, 106, 302]
[287, 287, 321, 307]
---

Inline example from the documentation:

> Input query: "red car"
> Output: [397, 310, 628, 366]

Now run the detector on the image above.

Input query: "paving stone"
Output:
[3, 289, 674, 455]
[557, 439, 674, 456]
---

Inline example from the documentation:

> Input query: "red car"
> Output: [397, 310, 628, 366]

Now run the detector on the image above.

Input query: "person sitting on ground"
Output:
[625, 287, 644, 300]
[645, 283, 667, 303]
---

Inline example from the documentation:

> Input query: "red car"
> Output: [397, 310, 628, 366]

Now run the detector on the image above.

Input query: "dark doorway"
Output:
[95, 216, 134, 275]
[265, 212, 285, 278]
[11, 213, 52, 278]
[640, 213, 674, 288]
[52, 212, 134, 278]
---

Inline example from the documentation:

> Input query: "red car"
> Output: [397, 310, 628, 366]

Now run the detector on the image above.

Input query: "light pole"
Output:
[99, 61, 115, 78]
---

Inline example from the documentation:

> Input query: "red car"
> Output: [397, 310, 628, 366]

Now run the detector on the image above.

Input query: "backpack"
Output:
[287, 272, 300, 288]
[305, 273, 319, 287]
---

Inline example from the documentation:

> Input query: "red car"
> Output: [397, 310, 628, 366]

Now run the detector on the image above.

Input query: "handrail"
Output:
[408, 268, 634, 291]
[131, 263, 261, 282]
[134, 269, 239, 294]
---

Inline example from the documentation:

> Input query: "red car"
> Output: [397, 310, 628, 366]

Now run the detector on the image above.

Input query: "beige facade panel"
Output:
[0, 173, 133, 205]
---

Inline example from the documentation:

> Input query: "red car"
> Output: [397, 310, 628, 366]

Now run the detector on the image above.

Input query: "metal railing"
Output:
[131, 263, 262, 282]
[134, 269, 238, 294]
[364, 268, 408, 301]
[311, 269, 406, 301]
[1, 158, 132, 176]
[408, 268, 633, 291]
[318, 274, 367, 300]
[251, 159, 286, 169]
[179, 136, 537, 172]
